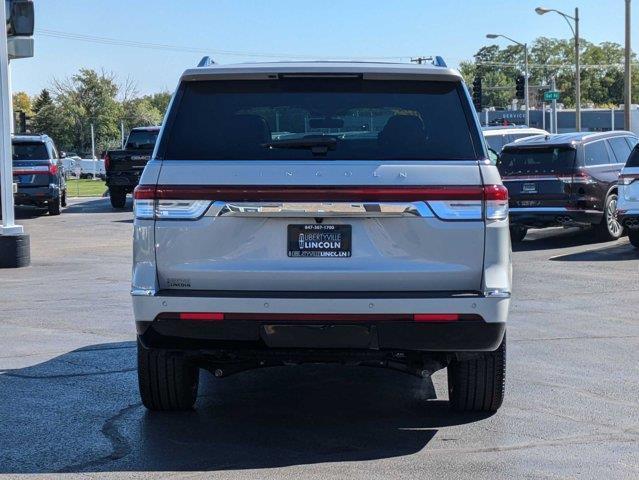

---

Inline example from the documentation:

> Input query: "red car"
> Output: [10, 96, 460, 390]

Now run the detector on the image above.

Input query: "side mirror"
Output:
[60, 151, 66, 159]
[487, 148, 499, 165]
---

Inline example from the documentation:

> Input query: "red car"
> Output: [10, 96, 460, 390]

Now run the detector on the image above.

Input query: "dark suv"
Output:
[11, 134, 67, 215]
[498, 131, 638, 241]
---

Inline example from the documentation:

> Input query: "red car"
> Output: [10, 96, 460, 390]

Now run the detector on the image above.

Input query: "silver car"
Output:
[132, 60, 512, 412]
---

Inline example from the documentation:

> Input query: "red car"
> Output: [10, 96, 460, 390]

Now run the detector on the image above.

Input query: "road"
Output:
[0, 197, 638, 479]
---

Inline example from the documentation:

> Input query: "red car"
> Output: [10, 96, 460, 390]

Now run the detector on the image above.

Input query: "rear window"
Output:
[12, 142, 48, 160]
[626, 145, 639, 167]
[126, 130, 159, 150]
[160, 79, 480, 161]
[499, 147, 576, 176]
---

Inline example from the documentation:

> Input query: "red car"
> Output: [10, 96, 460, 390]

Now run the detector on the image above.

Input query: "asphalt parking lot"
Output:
[0, 197, 638, 479]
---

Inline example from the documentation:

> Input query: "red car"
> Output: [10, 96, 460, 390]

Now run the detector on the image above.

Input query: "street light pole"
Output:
[536, 6, 581, 131]
[524, 43, 530, 127]
[625, 0, 632, 131]
[485, 33, 530, 126]
[574, 7, 581, 132]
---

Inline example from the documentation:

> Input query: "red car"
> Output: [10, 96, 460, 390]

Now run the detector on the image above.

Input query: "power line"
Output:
[37, 29, 411, 61]
[476, 61, 639, 70]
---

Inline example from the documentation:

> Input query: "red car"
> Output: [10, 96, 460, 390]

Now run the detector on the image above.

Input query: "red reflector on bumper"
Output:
[178, 312, 224, 321]
[413, 314, 459, 322]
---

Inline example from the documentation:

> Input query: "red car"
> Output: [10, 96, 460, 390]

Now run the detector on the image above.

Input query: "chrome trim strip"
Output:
[484, 289, 511, 299]
[131, 288, 156, 297]
[205, 201, 435, 218]
[510, 207, 600, 214]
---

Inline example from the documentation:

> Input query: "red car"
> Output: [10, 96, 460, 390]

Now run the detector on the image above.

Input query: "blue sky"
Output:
[12, 0, 638, 96]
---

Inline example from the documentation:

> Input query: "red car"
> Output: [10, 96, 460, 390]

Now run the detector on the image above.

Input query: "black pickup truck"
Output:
[104, 126, 160, 208]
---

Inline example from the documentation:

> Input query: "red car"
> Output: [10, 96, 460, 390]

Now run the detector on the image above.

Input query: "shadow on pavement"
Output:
[64, 197, 133, 214]
[512, 227, 614, 252]
[549, 242, 638, 262]
[0, 341, 490, 474]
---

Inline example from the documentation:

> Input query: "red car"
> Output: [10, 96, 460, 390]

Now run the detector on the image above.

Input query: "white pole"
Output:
[0, 4, 23, 236]
[542, 103, 546, 131]
[612, 108, 615, 131]
[120, 121, 125, 148]
[484, 109, 489, 126]
[91, 123, 96, 179]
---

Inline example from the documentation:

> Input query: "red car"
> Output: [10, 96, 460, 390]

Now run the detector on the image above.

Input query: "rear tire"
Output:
[48, 195, 61, 216]
[509, 226, 527, 243]
[596, 193, 623, 241]
[447, 334, 506, 412]
[628, 229, 639, 249]
[109, 187, 127, 209]
[137, 338, 199, 411]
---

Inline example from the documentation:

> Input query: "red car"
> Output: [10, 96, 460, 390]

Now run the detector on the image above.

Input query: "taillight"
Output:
[484, 184, 509, 221]
[134, 185, 211, 220]
[48, 163, 58, 175]
[619, 173, 639, 185]
[134, 185, 508, 221]
[104, 153, 110, 171]
[559, 170, 595, 184]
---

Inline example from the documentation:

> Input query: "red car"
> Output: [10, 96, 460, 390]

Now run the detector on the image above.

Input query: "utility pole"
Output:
[551, 77, 558, 134]
[120, 121, 125, 148]
[624, 0, 632, 131]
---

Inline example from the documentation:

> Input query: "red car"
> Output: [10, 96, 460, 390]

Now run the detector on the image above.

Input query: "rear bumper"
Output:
[132, 291, 509, 353]
[14, 187, 57, 207]
[509, 207, 602, 227]
[106, 172, 141, 189]
[617, 210, 639, 229]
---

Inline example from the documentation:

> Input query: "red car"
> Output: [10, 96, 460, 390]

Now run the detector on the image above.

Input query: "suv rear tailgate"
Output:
[153, 161, 485, 292]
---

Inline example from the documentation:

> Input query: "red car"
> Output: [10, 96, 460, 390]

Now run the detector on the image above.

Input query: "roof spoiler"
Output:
[197, 56, 216, 67]
[433, 56, 447, 68]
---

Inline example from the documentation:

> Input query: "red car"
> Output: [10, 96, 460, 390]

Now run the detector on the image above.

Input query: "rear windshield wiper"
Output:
[262, 136, 337, 156]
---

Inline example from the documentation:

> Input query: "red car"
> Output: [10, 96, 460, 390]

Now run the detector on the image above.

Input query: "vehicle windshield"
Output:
[126, 130, 159, 150]
[499, 147, 576, 176]
[12, 142, 49, 161]
[161, 79, 481, 160]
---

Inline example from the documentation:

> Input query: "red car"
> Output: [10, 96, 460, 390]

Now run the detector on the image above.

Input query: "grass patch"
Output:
[66, 179, 107, 197]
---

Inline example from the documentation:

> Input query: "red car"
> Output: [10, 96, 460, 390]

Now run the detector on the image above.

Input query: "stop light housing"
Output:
[515, 75, 525, 100]
[6, 0, 34, 37]
[472, 77, 482, 111]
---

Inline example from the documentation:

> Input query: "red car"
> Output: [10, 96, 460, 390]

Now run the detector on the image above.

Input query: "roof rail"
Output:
[197, 56, 215, 67]
[410, 56, 447, 68]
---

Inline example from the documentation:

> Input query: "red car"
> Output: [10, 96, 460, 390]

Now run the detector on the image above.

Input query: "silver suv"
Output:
[132, 60, 512, 412]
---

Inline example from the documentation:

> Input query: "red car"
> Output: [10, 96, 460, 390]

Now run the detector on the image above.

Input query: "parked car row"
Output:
[486, 128, 639, 245]
[61, 156, 106, 180]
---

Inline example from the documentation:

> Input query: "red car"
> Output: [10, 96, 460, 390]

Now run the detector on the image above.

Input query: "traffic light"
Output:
[515, 75, 525, 100]
[5, 0, 34, 37]
[472, 77, 482, 111]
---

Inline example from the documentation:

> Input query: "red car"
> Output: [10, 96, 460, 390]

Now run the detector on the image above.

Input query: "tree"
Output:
[12, 91, 32, 116]
[462, 37, 638, 109]
[32, 89, 52, 114]
[53, 69, 122, 154]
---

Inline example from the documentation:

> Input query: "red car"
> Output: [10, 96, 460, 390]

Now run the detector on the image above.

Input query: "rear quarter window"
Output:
[584, 141, 611, 166]
[159, 78, 482, 161]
